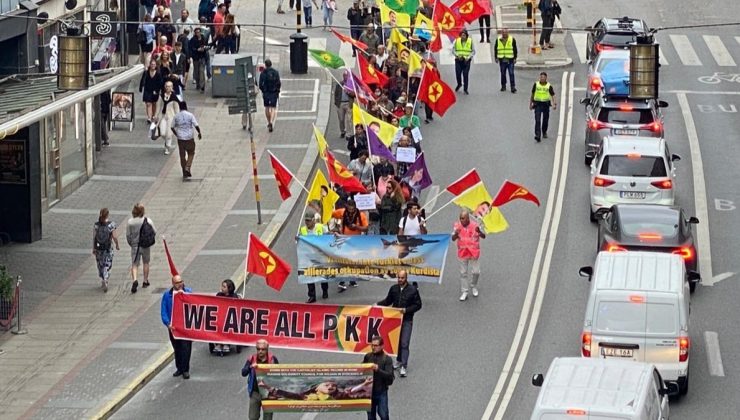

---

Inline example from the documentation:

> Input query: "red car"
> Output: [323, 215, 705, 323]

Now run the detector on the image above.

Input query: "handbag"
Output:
[136, 27, 147, 45]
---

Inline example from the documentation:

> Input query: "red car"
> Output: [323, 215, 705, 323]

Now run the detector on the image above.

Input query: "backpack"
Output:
[136, 27, 147, 45]
[95, 223, 113, 251]
[138, 218, 156, 248]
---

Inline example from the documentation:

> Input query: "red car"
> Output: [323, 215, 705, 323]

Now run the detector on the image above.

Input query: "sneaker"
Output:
[182, 372, 190, 379]
[338, 284, 348, 293]
[350, 282, 358, 288]
[306, 297, 317, 303]
[471, 287, 479, 297]
[399, 367, 407, 377]
[102, 280, 108, 293]
[511, 88, 517, 93]
[164, 149, 170, 155]
[214, 344, 222, 353]
[393, 361, 401, 370]
[534, 136, 541, 142]
[500, 86, 506, 92]
[543, 132, 548, 139]
[222, 345, 230, 353]
[173, 370, 183, 377]
[459, 291, 468, 301]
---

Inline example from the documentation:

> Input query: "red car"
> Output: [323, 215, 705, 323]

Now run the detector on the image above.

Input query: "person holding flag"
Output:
[452, 29, 475, 94]
[452, 209, 485, 301]
[297, 209, 329, 303]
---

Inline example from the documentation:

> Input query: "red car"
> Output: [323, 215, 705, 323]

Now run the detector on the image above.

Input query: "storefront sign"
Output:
[111, 92, 134, 122]
[0, 140, 27, 185]
[90, 12, 116, 38]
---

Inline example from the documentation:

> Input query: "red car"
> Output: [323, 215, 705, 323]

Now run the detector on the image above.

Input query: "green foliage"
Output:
[0, 265, 14, 300]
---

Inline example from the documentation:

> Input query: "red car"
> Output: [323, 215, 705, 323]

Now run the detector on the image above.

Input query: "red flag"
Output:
[446, 169, 481, 195]
[434, 1, 463, 40]
[450, 0, 488, 24]
[419, 68, 457, 117]
[492, 180, 541, 207]
[163, 238, 179, 276]
[357, 53, 389, 87]
[331, 28, 368, 52]
[246, 232, 291, 291]
[326, 151, 368, 193]
[268, 151, 294, 200]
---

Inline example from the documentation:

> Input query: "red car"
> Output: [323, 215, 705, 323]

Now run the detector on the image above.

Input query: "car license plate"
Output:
[613, 128, 639, 135]
[620, 191, 647, 199]
[601, 347, 634, 357]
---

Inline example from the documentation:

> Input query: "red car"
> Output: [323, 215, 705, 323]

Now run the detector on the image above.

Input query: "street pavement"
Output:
[3, 0, 740, 419]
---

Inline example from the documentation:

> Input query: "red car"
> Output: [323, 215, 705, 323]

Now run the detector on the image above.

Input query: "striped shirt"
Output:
[171, 110, 199, 140]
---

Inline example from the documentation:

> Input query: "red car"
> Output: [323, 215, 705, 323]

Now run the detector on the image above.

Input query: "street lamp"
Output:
[57, 20, 90, 90]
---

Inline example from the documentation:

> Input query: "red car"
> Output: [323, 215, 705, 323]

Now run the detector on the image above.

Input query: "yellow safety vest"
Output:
[299, 223, 325, 236]
[454, 37, 473, 59]
[533, 82, 552, 102]
[496, 36, 514, 59]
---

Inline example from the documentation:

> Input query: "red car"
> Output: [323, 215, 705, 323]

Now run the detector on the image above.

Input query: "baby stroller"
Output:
[208, 279, 244, 356]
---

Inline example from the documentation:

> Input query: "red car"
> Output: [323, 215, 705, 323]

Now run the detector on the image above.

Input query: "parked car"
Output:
[586, 16, 651, 61]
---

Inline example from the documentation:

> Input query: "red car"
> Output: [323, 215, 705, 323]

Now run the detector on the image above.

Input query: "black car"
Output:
[596, 204, 701, 292]
[586, 16, 651, 61]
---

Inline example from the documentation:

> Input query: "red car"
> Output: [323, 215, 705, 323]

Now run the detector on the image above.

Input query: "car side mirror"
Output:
[687, 216, 699, 224]
[671, 154, 681, 162]
[665, 382, 680, 396]
[658, 100, 669, 108]
[579, 266, 593, 280]
[585, 151, 596, 162]
[658, 387, 670, 396]
[595, 208, 609, 220]
[532, 373, 544, 387]
[579, 97, 589, 105]
[687, 271, 701, 284]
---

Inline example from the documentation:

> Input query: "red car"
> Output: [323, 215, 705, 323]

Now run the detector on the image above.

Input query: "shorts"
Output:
[141, 42, 153, 53]
[131, 246, 151, 265]
[263, 92, 279, 108]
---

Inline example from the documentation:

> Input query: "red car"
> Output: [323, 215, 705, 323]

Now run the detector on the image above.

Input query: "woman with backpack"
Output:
[93, 208, 120, 293]
[126, 203, 157, 293]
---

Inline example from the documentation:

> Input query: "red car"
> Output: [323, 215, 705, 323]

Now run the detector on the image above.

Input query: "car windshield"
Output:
[600, 155, 667, 177]
[598, 108, 654, 124]
[620, 210, 679, 238]
[596, 57, 629, 73]
[602, 33, 638, 46]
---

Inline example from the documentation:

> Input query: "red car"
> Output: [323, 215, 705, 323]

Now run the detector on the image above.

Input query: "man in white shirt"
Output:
[176, 9, 195, 39]
[398, 202, 427, 235]
[375, 44, 389, 69]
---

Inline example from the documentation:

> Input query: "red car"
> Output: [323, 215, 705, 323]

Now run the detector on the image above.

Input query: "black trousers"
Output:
[307, 282, 329, 298]
[169, 330, 192, 373]
[540, 13, 555, 45]
[534, 102, 551, 137]
[454, 59, 471, 90]
[478, 15, 491, 41]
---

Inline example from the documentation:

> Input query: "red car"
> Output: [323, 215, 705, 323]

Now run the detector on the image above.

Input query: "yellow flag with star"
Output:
[453, 182, 510, 233]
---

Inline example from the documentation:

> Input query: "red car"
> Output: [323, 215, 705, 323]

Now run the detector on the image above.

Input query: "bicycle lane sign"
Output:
[698, 72, 740, 84]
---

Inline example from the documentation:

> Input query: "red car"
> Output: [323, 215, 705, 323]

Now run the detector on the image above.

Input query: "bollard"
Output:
[11, 275, 27, 335]
[290, 6, 308, 74]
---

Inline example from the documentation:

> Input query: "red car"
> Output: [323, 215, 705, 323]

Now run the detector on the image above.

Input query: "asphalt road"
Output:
[114, 1, 740, 419]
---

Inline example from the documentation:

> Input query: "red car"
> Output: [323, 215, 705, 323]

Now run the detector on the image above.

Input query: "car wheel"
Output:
[689, 280, 697, 294]
[585, 153, 592, 166]
[680, 370, 689, 396]
[589, 207, 597, 223]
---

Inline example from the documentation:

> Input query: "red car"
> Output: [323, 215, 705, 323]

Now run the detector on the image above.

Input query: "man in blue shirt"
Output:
[161, 274, 193, 379]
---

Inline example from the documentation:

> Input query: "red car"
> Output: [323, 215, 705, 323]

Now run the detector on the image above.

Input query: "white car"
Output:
[588, 136, 680, 222]
[587, 49, 630, 98]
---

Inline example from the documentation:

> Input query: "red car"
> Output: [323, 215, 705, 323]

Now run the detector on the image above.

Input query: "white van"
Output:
[579, 251, 690, 396]
[530, 357, 670, 420]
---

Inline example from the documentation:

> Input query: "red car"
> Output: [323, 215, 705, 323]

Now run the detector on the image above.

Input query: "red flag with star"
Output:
[450, 0, 488, 24]
[433, 1, 463, 40]
[326, 151, 368, 194]
[419, 67, 456, 116]
[492, 180, 541, 207]
[268, 151, 294, 200]
[357, 53, 389, 87]
[246, 232, 291, 291]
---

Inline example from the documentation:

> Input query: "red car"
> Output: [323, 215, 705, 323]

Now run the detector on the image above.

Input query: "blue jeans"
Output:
[454, 59, 471, 90]
[499, 60, 515, 89]
[397, 319, 413, 368]
[367, 390, 389, 420]
[303, 6, 313, 25]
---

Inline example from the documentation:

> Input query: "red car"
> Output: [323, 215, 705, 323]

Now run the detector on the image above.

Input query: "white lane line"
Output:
[307, 37, 328, 68]
[476, 38, 493, 64]
[659, 48, 669, 66]
[736, 36, 740, 46]
[198, 249, 246, 256]
[423, 185, 440, 214]
[482, 71, 570, 420]
[267, 144, 310, 149]
[676, 93, 713, 285]
[670, 34, 702, 66]
[573, 86, 740, 95]
[571, 33, 587, 64]
[338, 42, 355, 70]
[439, 36, 456, 66]
[703, 35, 736, 67]
[704, 331, 725, 376]
[493, 72, 575, 420]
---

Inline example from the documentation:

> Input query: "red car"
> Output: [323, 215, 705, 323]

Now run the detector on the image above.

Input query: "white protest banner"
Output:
[354, 193, 376, 210]
[396, 147, 417, 163]
[411, 127, 423, 143]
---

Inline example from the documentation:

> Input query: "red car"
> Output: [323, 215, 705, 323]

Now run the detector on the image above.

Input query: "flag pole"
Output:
[421, 168, 477, 211]
[351, 55, 378, 191]
[268, 150, 311, 194]
[420, 185, 446, 211]
[243, 233, 251, 297]
[425, 194, 457, 221]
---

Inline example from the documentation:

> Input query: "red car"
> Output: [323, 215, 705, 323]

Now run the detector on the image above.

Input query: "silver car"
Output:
[588, 136, 680, 221]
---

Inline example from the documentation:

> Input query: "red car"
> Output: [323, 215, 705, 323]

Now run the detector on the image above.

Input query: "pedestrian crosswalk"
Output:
[570, 32, 740, 68]
[438, 36, 494, 66]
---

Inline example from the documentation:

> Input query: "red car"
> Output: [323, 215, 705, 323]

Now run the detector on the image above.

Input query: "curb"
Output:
[91, 82, 331, 420]
[516, 58, 573, 69]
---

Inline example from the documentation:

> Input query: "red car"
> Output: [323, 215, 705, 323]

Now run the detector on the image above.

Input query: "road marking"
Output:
[300, 414, 318, 420]
[659, 48, 669, 66]
[90, 175, 156, 182]
[439, 36, 456, 66]
[276, 116, 318, 121]
[9, 247, 91, 254]
[704, 331, 725, 376]
[279, 79, 320, 113]
[476, 38, 493, 64]
[704, 272, 735, 286]
[228, 209, 279, 215]
[571, 33, 587, 64]
[676, 93, 713, 286]
[670, 34, 702, 66]
[573, 87, 740, 95]
[703, 35, 736, 67]
[307, 37, 327, 68]
[245, 29, 288, 46]
[107, 143, 163, 149]
[339, 42, 355, 70]
[267, 144, 310, 149]
[482, 71, 572, 420]
[197, 249, 246, 256]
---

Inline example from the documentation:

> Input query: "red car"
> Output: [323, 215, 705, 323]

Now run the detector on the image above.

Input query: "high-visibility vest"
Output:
[299, 223, 325, 236]
[454, 37, 473, 59]
[533, 82, 552, 102]
[455, 221, 481, 259]
[496, 36, 514, 59]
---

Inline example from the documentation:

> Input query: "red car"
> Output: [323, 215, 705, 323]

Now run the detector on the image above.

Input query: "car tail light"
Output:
[651, 179, 673, 189]
[679, 336, 690, 362]
[594, 176, 615, 187]
[589, 76, 602, 91]
[673, 247, 694, 260]
[644, 121, 662, 132]
[581, 332, 592, 357]
[566, 409, 587, 416]
[588, 119, 609, 130]
[606, 244, 627, 252]
[626, 152, 641, 159]
[618, 105, 634, 111]
[629, 295, 645, 303]
[595, 43, 614, 53]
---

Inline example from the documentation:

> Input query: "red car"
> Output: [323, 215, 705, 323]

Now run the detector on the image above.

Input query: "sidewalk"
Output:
[0, 1, 335, 417]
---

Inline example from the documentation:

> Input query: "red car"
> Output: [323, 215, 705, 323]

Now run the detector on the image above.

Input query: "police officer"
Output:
[297, 209, 329, 303]
[452, 29, 475, 94]
[494, 28, 518, 93]
[529, 71, 557, 142]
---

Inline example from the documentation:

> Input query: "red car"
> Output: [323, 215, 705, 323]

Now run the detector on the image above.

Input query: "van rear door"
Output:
[644, 295, 680, 364]
[592, 294, 647, 361]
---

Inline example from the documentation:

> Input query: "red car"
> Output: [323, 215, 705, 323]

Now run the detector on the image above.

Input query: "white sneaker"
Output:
[459, 291, 468, 301]
[472, 287, 479, 297]
[164, 149, 170, 155]
[393, 361, 401, 370]
[399, 366, 407, 377]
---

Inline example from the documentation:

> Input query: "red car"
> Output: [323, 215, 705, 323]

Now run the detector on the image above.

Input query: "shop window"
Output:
[59, 103, 86, 187]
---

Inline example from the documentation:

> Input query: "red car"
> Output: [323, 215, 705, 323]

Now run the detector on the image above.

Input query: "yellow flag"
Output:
[313, 124, 329, 161]
[413, 11, 435, 41]
[352, 103, 396, 147]
[453, 183, 510, 234]
[307, 170, 340, 224]
[379, 0, 412, 32]
[407, 48, 424, 75]
[388, 27, 409, 52]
